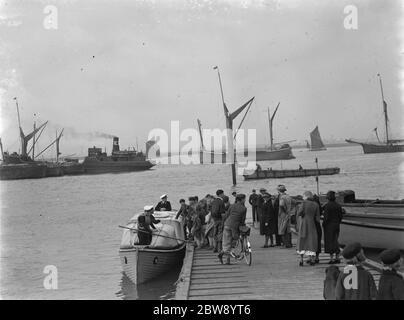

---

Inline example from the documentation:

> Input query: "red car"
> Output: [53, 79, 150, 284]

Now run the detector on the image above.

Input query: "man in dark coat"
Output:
[272, 192, 283, 246]
[248, 189, 259, 227]
[377, 249, 404, 300]
[322, 191, 344, 264]
[211, 189, 226, 253]
[335, 242, 377, 300]
[260, 193, 276, 248]
[155, 194, 172, 211]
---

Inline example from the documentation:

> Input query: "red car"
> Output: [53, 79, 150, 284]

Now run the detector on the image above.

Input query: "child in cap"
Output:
[335, 242, 377, 300]
[377, 249, 404, 300]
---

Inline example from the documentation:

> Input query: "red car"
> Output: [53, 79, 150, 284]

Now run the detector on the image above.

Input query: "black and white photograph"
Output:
[0, 0, 403, 304]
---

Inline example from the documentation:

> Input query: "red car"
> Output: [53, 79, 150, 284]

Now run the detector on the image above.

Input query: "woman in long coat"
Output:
[322, 191, 344, 264]
[297, 191, 320, 266]
[260, 193, 277, 248]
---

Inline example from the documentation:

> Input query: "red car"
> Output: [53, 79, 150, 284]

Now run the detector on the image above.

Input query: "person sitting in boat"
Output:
[155, 194, 172, 211]
[142, 205, 161, 230]
[137, 215, 153, 245]
[299, 164, 303, 170]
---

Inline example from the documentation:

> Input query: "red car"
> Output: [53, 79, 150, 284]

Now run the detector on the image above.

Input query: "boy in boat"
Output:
[377, 249, 404, 300]
[335, 242, 377, 300]
[155, 194, 172, 211]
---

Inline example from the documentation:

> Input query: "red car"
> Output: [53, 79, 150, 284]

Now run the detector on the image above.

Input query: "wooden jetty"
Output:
[243, 167, 340, 180]
[175, 225, 401, 300]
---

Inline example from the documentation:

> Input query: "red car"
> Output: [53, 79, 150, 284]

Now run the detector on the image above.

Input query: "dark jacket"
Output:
[249, 193, 259, 207]
[260, 199, 277, 235]
[175, 203, 188, 220]
[323, 201, 344, 254]
[335, 265, 377, 300]
[155, 201, 172, 211]
[377, 269, 404, 300]
[224, 203, 247, 230]
[211, 197, 226, 220]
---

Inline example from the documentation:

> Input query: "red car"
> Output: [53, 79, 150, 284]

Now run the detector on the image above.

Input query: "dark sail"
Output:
[309, 126, 326, 151]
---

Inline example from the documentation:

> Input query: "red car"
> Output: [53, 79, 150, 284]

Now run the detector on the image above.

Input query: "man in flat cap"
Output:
[155, 194, 172, 211]
[335, 242, 377, 300]
[377, 249, 404, 300]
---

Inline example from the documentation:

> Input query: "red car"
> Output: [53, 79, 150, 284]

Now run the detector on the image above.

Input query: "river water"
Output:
[0, 145, 403, 299]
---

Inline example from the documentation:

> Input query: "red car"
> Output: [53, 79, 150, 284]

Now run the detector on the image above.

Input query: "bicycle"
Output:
[231, 226, 252, 266]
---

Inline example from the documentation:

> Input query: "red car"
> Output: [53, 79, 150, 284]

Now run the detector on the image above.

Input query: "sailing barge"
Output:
[308, 126, 327, 151]
[243, 167, 340, 180]
[346, 74, 404, 154]
[119, 211, 186, 284]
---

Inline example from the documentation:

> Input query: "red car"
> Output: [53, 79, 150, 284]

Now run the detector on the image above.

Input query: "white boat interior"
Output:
[120, 211, 184, 250]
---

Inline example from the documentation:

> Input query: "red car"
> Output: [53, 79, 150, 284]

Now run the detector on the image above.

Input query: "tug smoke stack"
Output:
[112, 136, 120, 152]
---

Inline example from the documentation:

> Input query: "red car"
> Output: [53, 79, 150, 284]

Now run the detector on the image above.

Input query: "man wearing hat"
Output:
[335, 242, 377, 300]
[210, 190, 226, 253]
[248, 189, 259, 228]
[255, 188, 267, 226]
[276, 185, 293, 248]
[377, 249, 404, 300]
[260, 192, 277, 248]
[155, 194, 172, 211]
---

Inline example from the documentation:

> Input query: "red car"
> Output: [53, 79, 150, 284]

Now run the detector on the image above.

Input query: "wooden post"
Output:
[315, 157, 319, 195]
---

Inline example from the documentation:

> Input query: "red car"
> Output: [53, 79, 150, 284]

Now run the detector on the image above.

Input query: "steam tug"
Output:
[82, 137, 155, 174]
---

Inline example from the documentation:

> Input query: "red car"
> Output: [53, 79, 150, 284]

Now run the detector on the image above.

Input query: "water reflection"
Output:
[116, 264, 182, 300]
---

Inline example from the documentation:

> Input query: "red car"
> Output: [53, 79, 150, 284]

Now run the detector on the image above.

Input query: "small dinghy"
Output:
[119, 211, 186, 284]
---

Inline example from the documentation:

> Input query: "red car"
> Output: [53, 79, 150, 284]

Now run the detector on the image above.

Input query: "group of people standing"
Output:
[249, 186, 345, 266]
[175, 190, 248, 265]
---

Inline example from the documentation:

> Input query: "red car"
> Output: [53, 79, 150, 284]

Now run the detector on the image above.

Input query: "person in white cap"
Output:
[155, 194, 172, 211]
[141, 205, 161, 230]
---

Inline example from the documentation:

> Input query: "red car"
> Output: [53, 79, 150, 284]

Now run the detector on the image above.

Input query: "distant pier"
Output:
[175, 225, 398, 300]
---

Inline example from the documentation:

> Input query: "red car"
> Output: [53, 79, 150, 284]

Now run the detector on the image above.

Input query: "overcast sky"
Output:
[0, 0, 403, 156]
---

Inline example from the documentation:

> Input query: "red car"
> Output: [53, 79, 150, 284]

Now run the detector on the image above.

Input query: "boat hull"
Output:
[0, 163, 47, 180]
[83, 158, 154, 174]
[255, 147, 295, 161]
[45, 164, 64, 177]
[339, 219, 404, 250]
[346, 139, 404, 154]
[119, 245, 186, 284]
[61, 163, 85, 175]
[243, 167, 340, 180]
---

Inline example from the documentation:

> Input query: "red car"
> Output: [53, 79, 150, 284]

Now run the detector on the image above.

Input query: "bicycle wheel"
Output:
[243, 236, 252, 266]
[232, 238, 244, 260]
